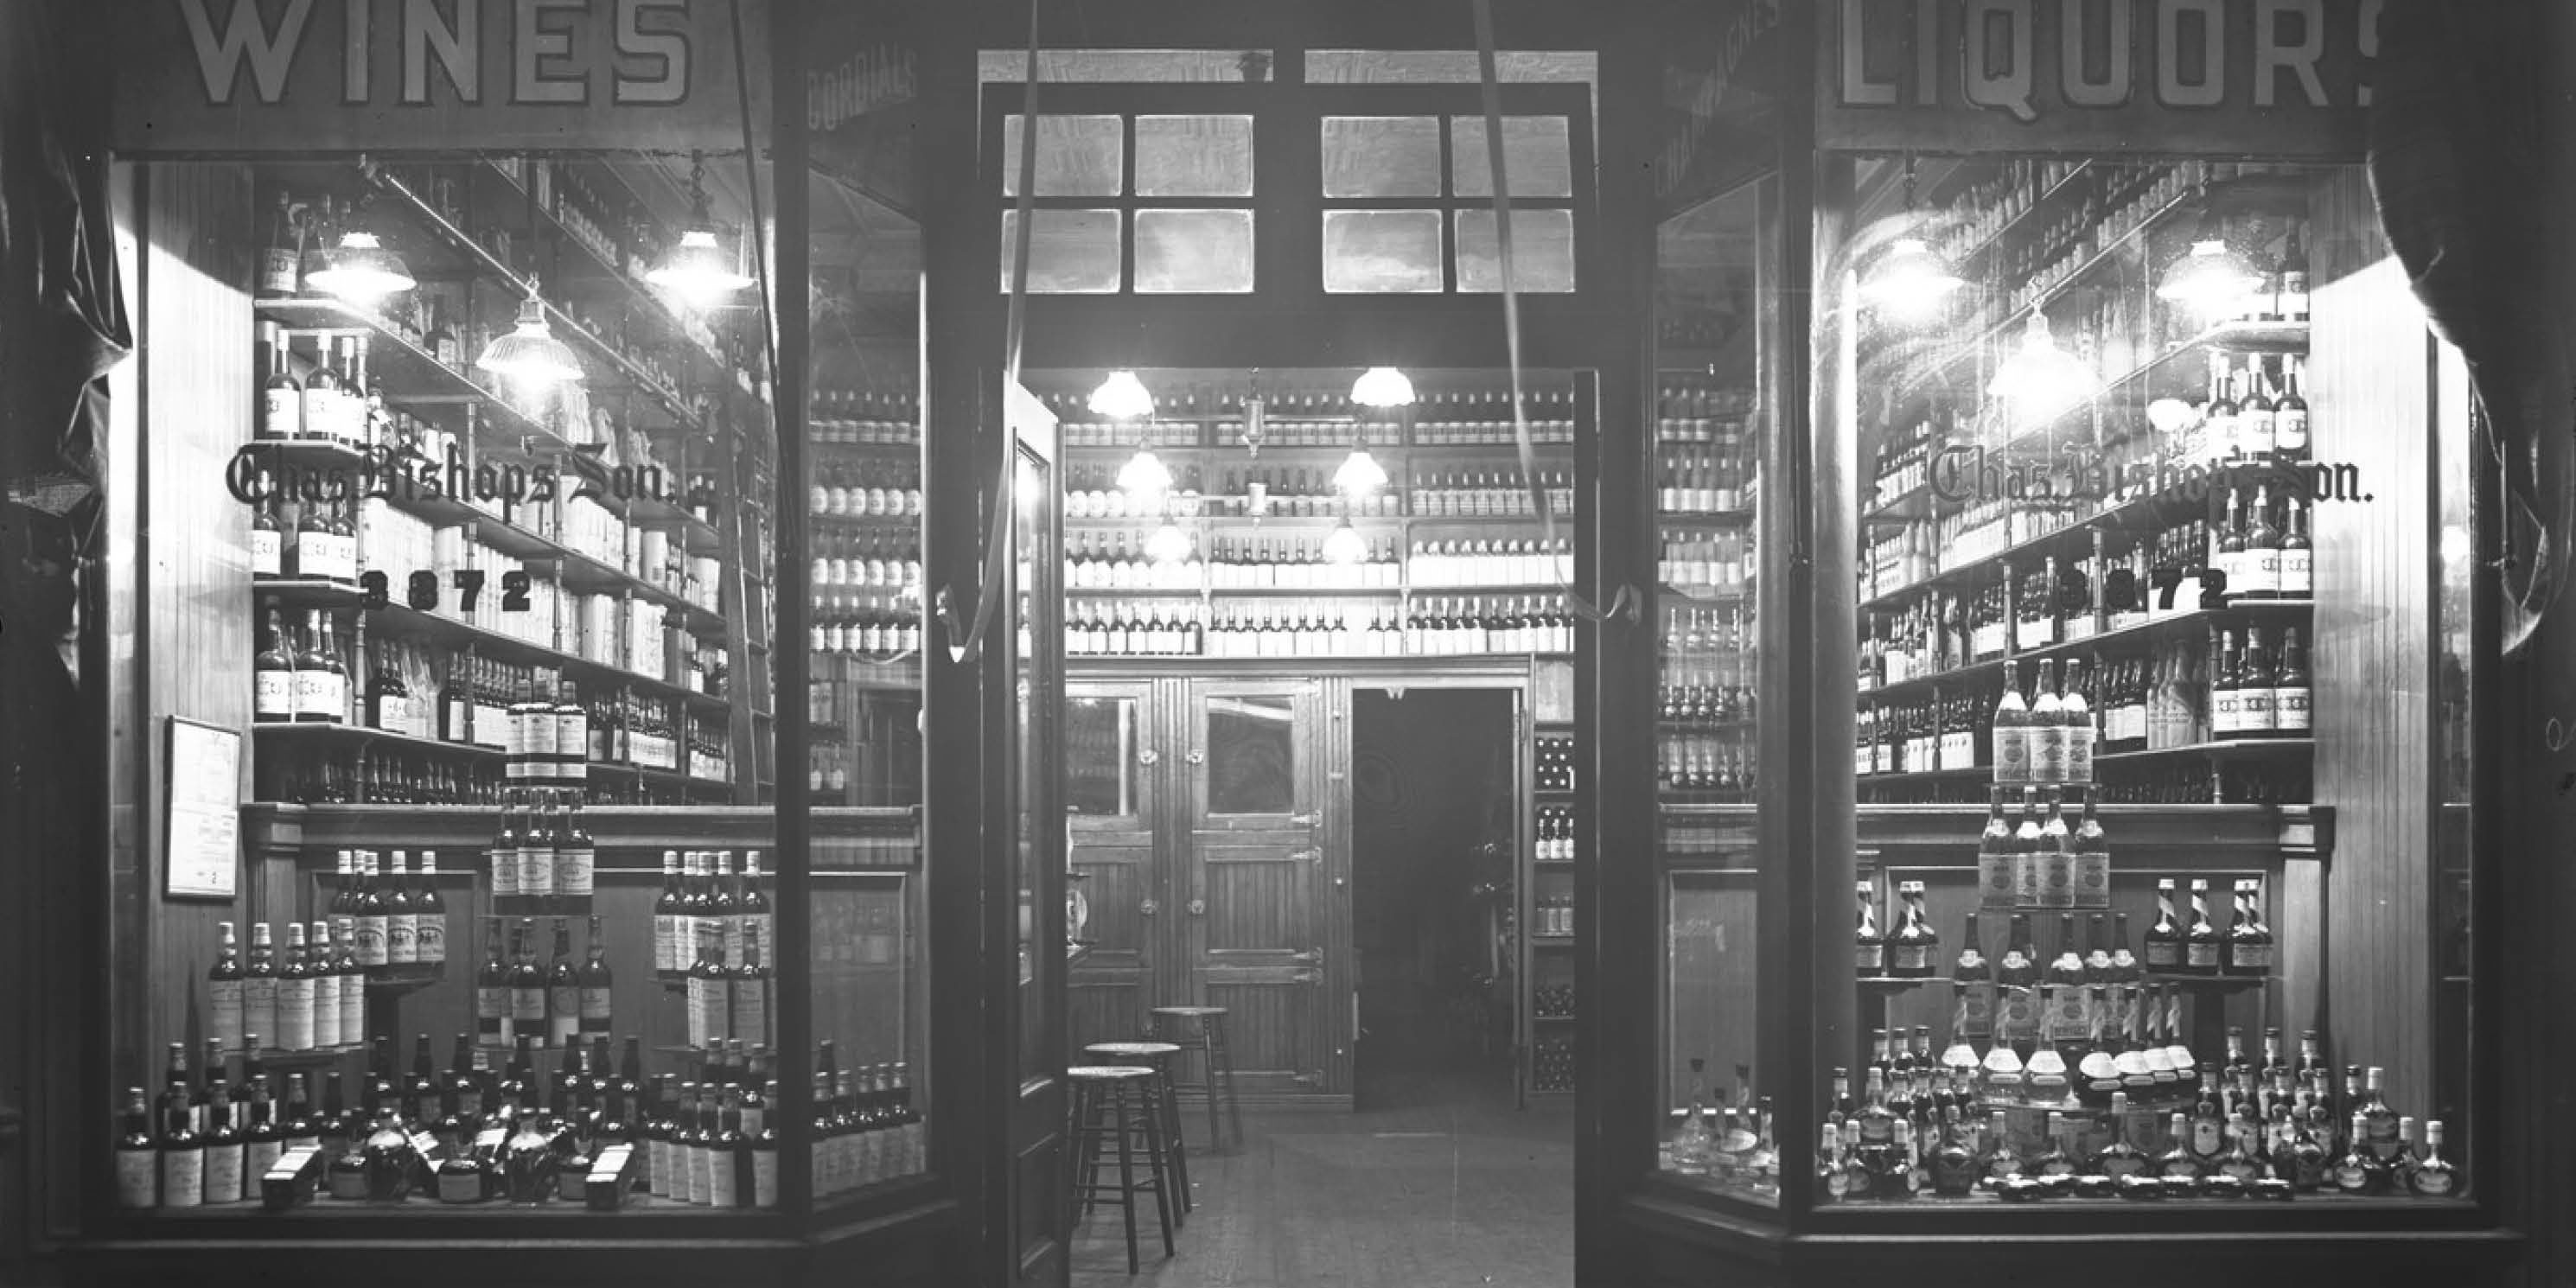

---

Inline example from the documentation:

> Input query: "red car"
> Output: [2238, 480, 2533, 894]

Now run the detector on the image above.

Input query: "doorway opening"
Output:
[1351, 688, 1520, 1112]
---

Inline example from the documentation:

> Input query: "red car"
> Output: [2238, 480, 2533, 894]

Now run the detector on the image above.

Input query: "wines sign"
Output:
[112, 0, 770, 156]
[1820, 0, 2382, 155]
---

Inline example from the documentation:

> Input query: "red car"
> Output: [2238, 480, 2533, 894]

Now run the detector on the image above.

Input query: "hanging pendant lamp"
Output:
[647, 155, 756, 307]
[305, 229, 418, 305]
[475, 279, 586, 386]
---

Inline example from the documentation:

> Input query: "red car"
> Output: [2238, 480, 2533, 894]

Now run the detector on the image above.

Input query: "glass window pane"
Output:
[1208, 696, 1296, 815]
[1134, 209, 1255, 294]
[1135, 115, 1255, 197]
[1000, 114, 1125, 197]
[1068, 698, 1143, 815]
[1321, 116, 1442, 198]
[1322, 210, 1444, 294]
[1455, 208, 1577, 293]
[1000, 209, 1122, 294]
[1451, 116, 1573, 199]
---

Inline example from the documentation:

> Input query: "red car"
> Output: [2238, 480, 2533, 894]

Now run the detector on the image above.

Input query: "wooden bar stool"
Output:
[1086, 1041, 1191, 1219]
[1066, 1066, 1176, 1274]
[1148, 1005, 1243, 1155]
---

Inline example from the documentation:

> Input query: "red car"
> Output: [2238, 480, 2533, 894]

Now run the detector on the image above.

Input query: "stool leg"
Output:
[1211, 1016, 1243, 1153]
[1140, 1079, 1176, 1256]
[1196, 1028, 1222, 1153]
[1113, 1083, 1140, 1275]
[1158, 1056, 1192, 1215]
[1065, 1082, 1087, 1233]
[1078, 1084, 1108, 1219]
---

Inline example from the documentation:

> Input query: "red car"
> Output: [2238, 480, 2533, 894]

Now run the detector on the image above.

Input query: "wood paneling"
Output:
[130, 163, 256, 1091]
[2309, 167, 2440, 1115]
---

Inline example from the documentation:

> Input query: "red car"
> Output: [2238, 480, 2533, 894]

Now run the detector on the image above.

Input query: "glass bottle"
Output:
[2155, 1112, 2200, 1180]
[2410, 1119, 2459, 1197]
[1853, 879, 1886, 979]
[2332, 1111, 2388, 1196]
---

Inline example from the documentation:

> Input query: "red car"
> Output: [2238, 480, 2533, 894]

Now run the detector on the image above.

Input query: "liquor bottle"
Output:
[116, 1087, 161, 1209]
[2332, 1111, 2388, 1195]
[2359, 1067, 2401, 1159]
[2273, 628, 2311, 734]
[2222, 879, 2269, 976]
[331, 913, 364, 1043]
[654, 851, 684, 979]
[1976, 798, 2015, 909]
[2072, 798, 2110, 910]
[545, 920, 580, 1050]
[2060, 658, 2095, 785]
[751, 1079, 781, 1208]
[1953, 913, 1993, 1041]
[383, 851, 417, 967]
[557, 803, 595, 902]
[275, 922, 316, 1052]
[199, 1084, 245, 1204]
[574, 916, 608, 1045]
[242, 922, 278, 1050]
[354, 852, 389, 969]
[2029, 659, 2068, 783]
[502, 1100, 558, 1203]
[293, 610, 346, 724]
[253, 608, 295, 724]
[2146, 879, 2183, 972]
[504, 920, 545, 1050]
[2216, 1113, 2264, 1183]
[2095, 1092, 2148, 1177]
[2012, 787, 2044, 909]
[2076, 992, 2123, 1108]
[2182, 879, 2222, 975]
[2411, 1119, 2458, 1196]
[520, 804, 557, 902]
[741, 851, 773, 960]
[1854, 880, 1885, 978]
[2162, 990, 2199, 1097]
[207, 921, 245, 1051]
[1993, 660, 2031, 785]
[1929, 1107, 1980, 1196]
[711, 850, 743, 963]
[1890, 881, 1936, 978]
[2037, 792, 2075, 910]
[553, 679, 588, 787]
[732, 925, 770, 1048]
[1817, 1123, 1852, 1203]
[2022, 1111, 2072, 1179]
[414, 852, 446, 966]
[157, 1059, 205, 1208]
[2154, 1111, 2198, 1179]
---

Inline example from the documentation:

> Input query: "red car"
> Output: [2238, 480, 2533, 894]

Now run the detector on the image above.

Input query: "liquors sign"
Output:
[112, 0, 770, 155]
[1821, 0, 2382, 155]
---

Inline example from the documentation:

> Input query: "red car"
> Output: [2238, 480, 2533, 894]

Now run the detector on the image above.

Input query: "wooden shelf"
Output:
[252, 721, 499, 759]
[1859, 601, 2315, 703]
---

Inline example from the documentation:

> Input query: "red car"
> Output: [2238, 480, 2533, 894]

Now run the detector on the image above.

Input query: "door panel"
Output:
[1068, 684, 1160, 1049]
[1182, 680, 1329, 1098]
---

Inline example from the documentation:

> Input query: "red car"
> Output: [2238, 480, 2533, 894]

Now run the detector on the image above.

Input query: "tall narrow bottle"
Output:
[207, 922, 245, 1052]
[2183, 879, 2223, 975]
[1993, 660, 2031, 784]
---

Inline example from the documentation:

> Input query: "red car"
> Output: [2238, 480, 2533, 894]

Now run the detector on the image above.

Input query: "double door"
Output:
[1067, 675, 1346, 1101]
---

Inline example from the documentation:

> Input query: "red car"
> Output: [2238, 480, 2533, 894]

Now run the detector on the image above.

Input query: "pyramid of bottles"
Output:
[137, 720, 923, 1212]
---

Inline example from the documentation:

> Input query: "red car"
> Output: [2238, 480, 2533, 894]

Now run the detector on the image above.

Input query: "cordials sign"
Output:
[1821, 0, 2382, 155]
[113, 0, 769, 155]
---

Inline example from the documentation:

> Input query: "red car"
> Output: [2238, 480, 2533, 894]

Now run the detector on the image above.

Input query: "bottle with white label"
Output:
[207, 921, 245, 1052]
[384, 851, 418, 966]
[414, 852, 447, 965]
[334, 914, 366, 1043]
[555, 803, 596, 900]
[156, 1071, 204, 1208]
[241, 923, 278, 1051]
[354, 851, 390, 969]
[293, 610, 347, 724]
[274, 922, 316, 1053]
[254, 609, 296, 723]
[116, 1087, 160, 1208]
[310, 921, 342, 1050]
[654, 851, 683, 977]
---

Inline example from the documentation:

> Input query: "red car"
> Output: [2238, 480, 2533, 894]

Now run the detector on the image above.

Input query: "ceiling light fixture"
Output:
[475, 279, 586, 387]
[304, 229, 417, 305]
[1986, 313, 2097, 424]
[1350, 367, 1416, 409]
[1092, 371, 1170, 497]
[2156, 236, 2264, 320]
[1323, 517, 1369, 566]
[647, 154, 757, 308]
[1859, 156, 1961, 324]
[1146, 520, 1193, 565]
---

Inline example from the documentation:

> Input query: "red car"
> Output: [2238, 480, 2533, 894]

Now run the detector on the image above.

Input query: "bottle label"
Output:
[490, 846, 520, 896]
[579, 985, 612, 1026]
[2040, 852, 2075, 909]
[2239, 687, 2277, 730]
[249, 527, 283, 577]
[653, 914, 673, 973]
[753, 1151, 779, 1208]
[2230, 944, 2274, 972]
[2014, 852, 2043, 906]
[275, 977, 315, 1050]
[242, 977, 277, 1039]
[2191, 1120, 2224, 1157]
[2280, 550, 2311, 596]
[1993, 728, 2029, 781]
[341, 985, 364, 1043]
[2213, 689, 2242, 736]
[556, 715, 586, 768]
[1855, 945, 1884, 974]
[386, 915, 417, 965]
[203, 1144, 245, 1202]
[160, 1150, 205, 1208]
[255, 670, 294, 720]
[1998, 986, 2038, 1043]
[354, 917, 388, 966]
[414, 915, 446, 964]
[525, 715, 557, 762]
[2186, 942, 2220, 968]
[246, 1138, 284, 1185]
[2080, 1051, 2123, 1091]
[2275, 688, 2311, 731]
[260, 249, 300, 296]
[733, 980, 768, 1044]
[556, 846, 594, 897]
[1960, 982, 1995, 1038]
[210, 979, 245, 1049]
[2413, 1169, 2454, 1196]
[293, 670, 341, 721]
[313, 975, 341, 1048]
[2029, 729, 2067, 783]
[2074, 854, 2111, 909]
[2333, 1164, 2371, 1192]
[512, 985, 546, 1024]
[1891, 945, 1929, 972]
[475, 985, 509, 1030]
[118, 1150, 159, 1208]
[2048, 985, 2089, 1041]
[518, 847, 553, 896]
[1979, 853, 2017, 908]
[2146, 940, 2181, 969]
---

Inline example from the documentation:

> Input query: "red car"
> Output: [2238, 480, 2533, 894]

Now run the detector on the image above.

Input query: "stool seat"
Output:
[1148, 1007, 1243, 1155]
[1069, 1065, 1156, 1081]
[1150, 1006, 1228, 1018]
[1086, 1042, 1183, 1058]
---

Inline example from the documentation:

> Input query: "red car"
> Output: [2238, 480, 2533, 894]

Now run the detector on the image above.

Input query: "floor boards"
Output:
[1069, 1070, 1574, 1288]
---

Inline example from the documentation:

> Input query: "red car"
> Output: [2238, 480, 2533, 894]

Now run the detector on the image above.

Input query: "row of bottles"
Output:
[809, 388, 921, 445]
[1047, 386, 1580, 448]
[1658, 734, 1757, 801]
[810, 462, 923, 519]
[1535, 806, 1577, 864]
[1534, 736, 1578, 793]
[473, 918, 622, 1051]
[204, 881, 450, 1056]
[810, 532, 924, 589]
[811, 595, 925, 659]
[1969, 788, 2114, 909]
[1661, 526, 1756, 595]
[483, 797, 601, 904]
[1655, 450, 1757, 515]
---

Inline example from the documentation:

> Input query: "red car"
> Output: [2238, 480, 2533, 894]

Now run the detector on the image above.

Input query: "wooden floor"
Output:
[1070, 1069, 1574, 1288]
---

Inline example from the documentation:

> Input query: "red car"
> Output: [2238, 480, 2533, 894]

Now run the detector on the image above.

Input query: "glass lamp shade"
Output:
[1350, 366, 1416, 408]
[1088, 370, 1156, 420]
[1333, 445, 1390, 498]
[2156, 239, 2264, 318]
[647, 228, 756, 304]
[474, 293, 586, 386]
[303, 231, 417, 303]
[1145, 521, 1193, 565]
[1986, 314, 2097, 421]
[1859, 237, 1963, 322]
[1322, 518, 1369, 565]
[1117, 446, 1172, 497]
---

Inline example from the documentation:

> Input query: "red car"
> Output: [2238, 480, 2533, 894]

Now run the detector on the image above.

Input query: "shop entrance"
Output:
[1350, 688, 1520, 1110]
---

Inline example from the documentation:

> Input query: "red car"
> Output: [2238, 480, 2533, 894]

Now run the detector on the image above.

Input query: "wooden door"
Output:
[1066, 680, 1163, 1049]
[1177, 679, 1330, 1099]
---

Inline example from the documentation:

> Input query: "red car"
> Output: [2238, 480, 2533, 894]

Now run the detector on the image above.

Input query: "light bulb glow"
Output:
[2156, 239, 2264, 318]
[1986, 313, 2097, 425]
[1088, 370, 1156, 420]
[304, 230, 417, 304]
[1334, 445, 1389, 498]
[1323, 519, 1368, 566]
[474, 292, 585, 386]
[1350, 367, 1416, 408]
[1859, 237, 1962, 323]
[1146, 521, 1193, 565]
[1117, 445, 1172, 498]
[647, 227, 756, 306]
